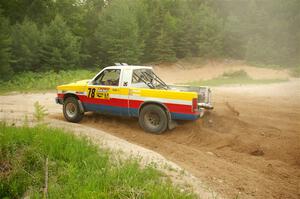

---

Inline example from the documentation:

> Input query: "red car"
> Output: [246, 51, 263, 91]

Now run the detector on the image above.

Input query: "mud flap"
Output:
[166, 110, 177, 130]
[199, 108, 205, 118]
[77, 100, 85, 113]
[168, 119, 178, 130]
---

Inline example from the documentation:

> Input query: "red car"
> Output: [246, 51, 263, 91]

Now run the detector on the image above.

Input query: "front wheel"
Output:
[139, 104, 168, 134]
[63, 97, 84, 123]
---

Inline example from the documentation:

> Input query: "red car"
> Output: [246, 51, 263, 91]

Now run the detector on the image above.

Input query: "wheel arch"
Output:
[138, 101, 171, 119]
[63, 93, 79, 101]
[63, 93, 84, 113]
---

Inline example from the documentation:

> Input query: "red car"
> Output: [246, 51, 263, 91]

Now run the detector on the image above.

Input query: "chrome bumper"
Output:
[198, 102, 214, 110]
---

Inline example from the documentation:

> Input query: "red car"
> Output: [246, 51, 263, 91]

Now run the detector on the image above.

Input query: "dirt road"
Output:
[1, 65, 299, 198]
[74, 80, 300, 199]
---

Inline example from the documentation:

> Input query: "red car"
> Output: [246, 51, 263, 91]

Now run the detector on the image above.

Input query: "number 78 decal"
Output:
[87, 88, 96, 98]
[87, 88, 110, 99]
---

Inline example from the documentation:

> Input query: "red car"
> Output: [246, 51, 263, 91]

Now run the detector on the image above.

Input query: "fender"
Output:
[62, 92, 85, 113]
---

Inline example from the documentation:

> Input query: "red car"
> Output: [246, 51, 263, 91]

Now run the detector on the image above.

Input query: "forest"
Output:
[0, 0, 299, 80]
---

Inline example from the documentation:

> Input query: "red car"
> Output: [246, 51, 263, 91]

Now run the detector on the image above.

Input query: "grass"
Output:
[0, 123, 195, 199]
[246, 61, 300, 78]
[186, 70, 287, 87]
[290, 65, 300, 77]
[246, 62, 285, 69]
[0, 69, 96, 94]
[33, 101, 48, 122]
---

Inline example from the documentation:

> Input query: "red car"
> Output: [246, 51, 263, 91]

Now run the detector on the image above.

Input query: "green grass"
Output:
[0, 124, 195, 199]
[246, 62, 285, 69]
[186, 70, 287, 86]
[0, 69, 96, 94]
[290, 65, 300, 77]
[245, 61, 300, 78]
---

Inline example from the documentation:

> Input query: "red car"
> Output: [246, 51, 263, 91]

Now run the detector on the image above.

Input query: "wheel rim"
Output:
[66, 103, 77, 118]
[144, 111, 160, 128]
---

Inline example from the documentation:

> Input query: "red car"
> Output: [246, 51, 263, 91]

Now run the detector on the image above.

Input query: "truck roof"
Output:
[104, 65, 153, 70]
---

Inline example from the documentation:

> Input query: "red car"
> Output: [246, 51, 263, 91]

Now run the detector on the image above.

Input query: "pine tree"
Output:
[155, 29, 176, 62]
[40, 15, 81, 71]
[11, 19, 42, 72]
[174, 8, 193, 58]
[0, 11, 13, 80]
[143, 1, 177, 62]
[196, 5, 224, 58]
[93, 0, 143, 65]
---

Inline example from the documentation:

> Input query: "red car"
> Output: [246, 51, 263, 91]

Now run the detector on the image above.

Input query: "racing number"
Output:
[88, 88, 96, 98]
[88, 88, 110, 99]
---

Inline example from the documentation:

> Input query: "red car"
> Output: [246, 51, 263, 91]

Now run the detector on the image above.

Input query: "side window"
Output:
[132, 69, 153, 88]
[132, 69, 153, 83]
[132, 69, 144, 83]
[93, 69, 120, 86]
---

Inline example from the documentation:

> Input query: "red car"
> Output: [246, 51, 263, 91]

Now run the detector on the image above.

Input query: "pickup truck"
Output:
[56, 64, 213, 134]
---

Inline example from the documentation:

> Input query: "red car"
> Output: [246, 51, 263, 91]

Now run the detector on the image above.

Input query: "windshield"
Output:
[132, 69, 169, 90]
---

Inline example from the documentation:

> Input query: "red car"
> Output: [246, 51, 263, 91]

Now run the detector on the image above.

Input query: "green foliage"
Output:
[33, 102, 48, 122]
[154, 28, 177, 62]
[0, 11, 13, 80]
[222, 70, 248, 78]
[196, 5, 224, 57]
[186, 70, 287, 86]
[0, 0, 54, 24]
[11, 19, 42, 72]
[0, 69, 95, 94]
[143, 1, 177, 62]
[40, 15, 82, 71]
[0, 0, 300, 80]
[93, 0, 143, 65]
[217, 0, 300, 66]
[290, 65, 300, 77]
[0, 124, 195, 198]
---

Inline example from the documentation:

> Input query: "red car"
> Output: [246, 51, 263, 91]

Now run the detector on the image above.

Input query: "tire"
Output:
[63, 97, 84, 123]
[139, 104, 168, 134]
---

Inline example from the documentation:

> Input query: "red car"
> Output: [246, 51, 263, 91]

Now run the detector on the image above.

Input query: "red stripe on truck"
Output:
[60, 93, 195, 115]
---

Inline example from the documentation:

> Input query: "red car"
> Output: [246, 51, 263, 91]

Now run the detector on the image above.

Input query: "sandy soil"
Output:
[0, 64, 299, 199]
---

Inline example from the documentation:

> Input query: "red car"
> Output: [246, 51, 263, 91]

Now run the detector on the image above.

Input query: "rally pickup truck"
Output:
[56, 63, 213, 134]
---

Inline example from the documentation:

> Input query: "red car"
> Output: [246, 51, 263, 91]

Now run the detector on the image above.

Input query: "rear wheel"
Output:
[63, 97, 84, 123]
[139, 104, 168, 134]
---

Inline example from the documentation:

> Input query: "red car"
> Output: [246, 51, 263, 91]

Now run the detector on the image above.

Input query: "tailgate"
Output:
[197, 87, 213, 109]
[168, 85, 213, 109]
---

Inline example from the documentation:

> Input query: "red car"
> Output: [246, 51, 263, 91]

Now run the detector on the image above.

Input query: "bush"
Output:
[0, 12, 13, 80]
[187, 69, 287, 86]
[290, 65, 300, 78]
[222, 70, 248, 78]
[0, 69, 96, 94]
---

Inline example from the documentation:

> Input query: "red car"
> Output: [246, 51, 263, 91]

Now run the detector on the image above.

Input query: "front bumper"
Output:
[55, 97, 63, 105]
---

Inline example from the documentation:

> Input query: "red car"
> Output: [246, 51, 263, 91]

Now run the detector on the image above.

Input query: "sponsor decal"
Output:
[96, 92, 110, 99]
[76, 91, 85, 95]
[97, 87, 110, 93]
